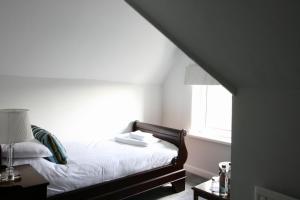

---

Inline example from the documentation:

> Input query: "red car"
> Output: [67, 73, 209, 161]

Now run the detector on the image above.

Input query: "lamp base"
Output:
[1, 167, 21, 182]
[0, 143, 21, 182]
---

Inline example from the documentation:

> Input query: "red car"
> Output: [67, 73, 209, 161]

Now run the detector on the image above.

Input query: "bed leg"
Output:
[171, 178, 185, 192]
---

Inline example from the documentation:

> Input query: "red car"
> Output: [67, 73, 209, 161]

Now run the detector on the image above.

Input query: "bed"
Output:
[4, 121, 188, 200]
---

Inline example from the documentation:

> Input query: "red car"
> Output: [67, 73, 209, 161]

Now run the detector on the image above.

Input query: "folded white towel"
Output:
[129, 130, 146, 141]
[129, 130, 160, 143]
[115, 132, 160, 147]
[115, 133, 148, 147]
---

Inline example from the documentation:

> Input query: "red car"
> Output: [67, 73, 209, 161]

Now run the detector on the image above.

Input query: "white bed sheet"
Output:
[13, 138, 178, 197]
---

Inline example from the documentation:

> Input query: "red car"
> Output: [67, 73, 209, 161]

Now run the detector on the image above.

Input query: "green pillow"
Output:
[31, 125, 67, 164]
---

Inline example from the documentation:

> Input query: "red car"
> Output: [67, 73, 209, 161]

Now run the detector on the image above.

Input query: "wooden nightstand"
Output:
[0, 164, 49, 200]
[192, 179, 230, 200]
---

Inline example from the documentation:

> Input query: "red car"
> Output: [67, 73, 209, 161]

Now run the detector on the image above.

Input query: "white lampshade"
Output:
[184, 64, 220, 85]
[0, 109, 34, 144]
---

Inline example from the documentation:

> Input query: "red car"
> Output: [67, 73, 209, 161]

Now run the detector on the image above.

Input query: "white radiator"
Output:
[255, 186, 299, 200]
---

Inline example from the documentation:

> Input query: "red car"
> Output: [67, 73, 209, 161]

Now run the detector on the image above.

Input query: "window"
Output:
[190, 85, 232, 144]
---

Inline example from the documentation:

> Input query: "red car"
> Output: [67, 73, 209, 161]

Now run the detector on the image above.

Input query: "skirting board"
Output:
[184, 164, 217, 179]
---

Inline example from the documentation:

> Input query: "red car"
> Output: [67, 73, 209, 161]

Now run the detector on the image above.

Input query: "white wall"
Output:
[185, 137, 231, 177]
[0, 0, 180, 142]
[162, 49, 192, 130]
[162, 49, 231, 178]
[0, 76, 162, 142]
[0, 0, 175, 85]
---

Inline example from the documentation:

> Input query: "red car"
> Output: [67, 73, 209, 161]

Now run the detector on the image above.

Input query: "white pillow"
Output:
[1, 139, 52, 158]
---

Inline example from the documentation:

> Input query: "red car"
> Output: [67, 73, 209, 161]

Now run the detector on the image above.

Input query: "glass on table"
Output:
[210, 176, 219, 193]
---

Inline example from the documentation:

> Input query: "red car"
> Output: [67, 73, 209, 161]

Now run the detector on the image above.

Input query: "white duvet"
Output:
[13, 138, 178, 197]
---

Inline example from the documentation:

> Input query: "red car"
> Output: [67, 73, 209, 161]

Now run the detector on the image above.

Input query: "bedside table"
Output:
[0, 164, 49, 200]
[192, 179, 230, 200]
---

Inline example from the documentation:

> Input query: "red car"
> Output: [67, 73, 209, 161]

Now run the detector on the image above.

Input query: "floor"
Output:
[127, 172, 207, 200]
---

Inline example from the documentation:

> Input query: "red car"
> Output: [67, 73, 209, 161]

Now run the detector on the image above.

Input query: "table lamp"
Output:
[0, 109, 33, 181]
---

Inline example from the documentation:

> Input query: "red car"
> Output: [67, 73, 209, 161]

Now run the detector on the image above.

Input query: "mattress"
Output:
[13, 138, 178, 197]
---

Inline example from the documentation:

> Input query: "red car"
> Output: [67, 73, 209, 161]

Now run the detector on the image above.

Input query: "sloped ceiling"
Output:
[125, 0, 300, 93]
[0, 0, 177, 85]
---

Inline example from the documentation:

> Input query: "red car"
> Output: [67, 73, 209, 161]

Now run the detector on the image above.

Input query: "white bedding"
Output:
[13, 138, 178, 197]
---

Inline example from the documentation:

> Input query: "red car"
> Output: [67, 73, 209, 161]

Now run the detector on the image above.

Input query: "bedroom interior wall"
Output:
[0, 0, 175, 85]
[0, 0, 179, 142]
[162, 48, 231, 178]
[0, 76, 162, 142]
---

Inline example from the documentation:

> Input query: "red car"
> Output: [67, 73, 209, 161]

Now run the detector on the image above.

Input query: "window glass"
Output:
[206, 85, 232, 131]
[191, 85, 232, 140]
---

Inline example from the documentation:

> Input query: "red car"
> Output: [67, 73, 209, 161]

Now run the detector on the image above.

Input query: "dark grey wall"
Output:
[125, 0, 300, 93]
[232, 89, 300, 199]
[125, 0, 300, 199]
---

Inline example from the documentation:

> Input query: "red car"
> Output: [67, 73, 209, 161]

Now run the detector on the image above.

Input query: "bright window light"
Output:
[190, 85, 232, 143]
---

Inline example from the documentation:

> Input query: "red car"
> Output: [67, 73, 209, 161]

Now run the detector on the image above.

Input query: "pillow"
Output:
[1, 139, 53, 158]
[31, 125, 67, 164]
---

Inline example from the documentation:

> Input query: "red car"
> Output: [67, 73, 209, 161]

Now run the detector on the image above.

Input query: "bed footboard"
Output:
[133, 121, 188, 168]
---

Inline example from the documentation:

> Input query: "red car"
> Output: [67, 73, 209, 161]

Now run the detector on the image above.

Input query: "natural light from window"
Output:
[190, 85, 232, 144]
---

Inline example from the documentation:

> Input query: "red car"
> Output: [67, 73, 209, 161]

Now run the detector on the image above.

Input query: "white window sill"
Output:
[187, 129, 231, 146]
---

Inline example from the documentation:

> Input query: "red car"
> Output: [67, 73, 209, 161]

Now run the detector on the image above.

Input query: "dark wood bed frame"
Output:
[48, 121, 188, 200]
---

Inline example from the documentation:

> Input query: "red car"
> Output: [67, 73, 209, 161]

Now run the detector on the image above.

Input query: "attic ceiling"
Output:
[0, 0, 179, 85]
[125, 0, 300, 92]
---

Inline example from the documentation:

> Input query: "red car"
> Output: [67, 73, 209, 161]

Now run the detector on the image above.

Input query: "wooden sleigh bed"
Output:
[48, 121, 188, 200]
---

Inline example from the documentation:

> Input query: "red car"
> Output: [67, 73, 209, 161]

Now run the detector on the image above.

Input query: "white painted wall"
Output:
[185, 136, 231, 177]
[0, 76, 162, 142]
[162, 49, 192, 130]
[0, 0, 175, 85]
[162, 48, 231, 178]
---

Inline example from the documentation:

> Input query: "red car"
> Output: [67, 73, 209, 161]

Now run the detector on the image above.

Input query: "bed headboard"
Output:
[132, 121, 187, 168]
